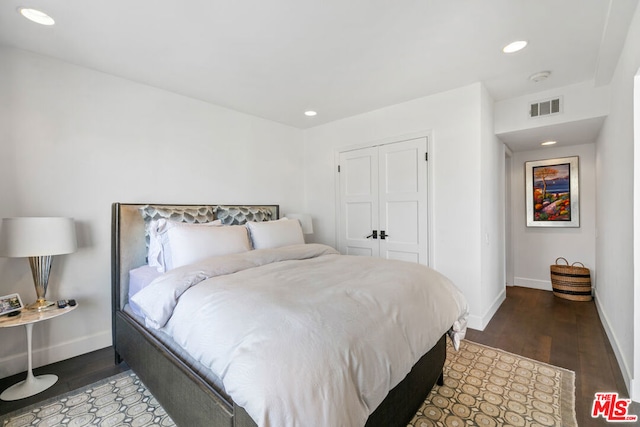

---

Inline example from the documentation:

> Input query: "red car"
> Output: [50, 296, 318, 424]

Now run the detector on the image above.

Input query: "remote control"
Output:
[57, 300, 67, 308]
[68, 299, 76, 306]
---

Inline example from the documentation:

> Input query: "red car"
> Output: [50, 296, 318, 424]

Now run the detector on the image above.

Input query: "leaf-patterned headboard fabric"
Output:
[137, 204, 275, 247]
[139, 205, 216, 248]
[214, 206, 274, 225]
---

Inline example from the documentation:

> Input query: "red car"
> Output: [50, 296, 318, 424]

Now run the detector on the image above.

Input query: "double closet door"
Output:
[337, 137, 428, 265]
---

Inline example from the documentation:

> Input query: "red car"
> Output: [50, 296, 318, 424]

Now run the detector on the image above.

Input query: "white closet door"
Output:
[378, 138, 428, 264]
[338, 137, 428, 264]
[338, 146, 380, 257]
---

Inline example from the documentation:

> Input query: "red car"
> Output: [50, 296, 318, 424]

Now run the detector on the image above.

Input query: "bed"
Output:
[111, 203, 468, 427]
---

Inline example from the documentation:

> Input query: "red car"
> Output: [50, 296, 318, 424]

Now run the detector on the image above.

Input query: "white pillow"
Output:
[167, 224, 251, 269]
[148, 219, 222, 272]
[246, 218, 305, 250]
[128, 265, 163, 317]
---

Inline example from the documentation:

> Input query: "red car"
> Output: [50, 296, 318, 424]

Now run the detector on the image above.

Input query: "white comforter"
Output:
[131, 244, 468, 427]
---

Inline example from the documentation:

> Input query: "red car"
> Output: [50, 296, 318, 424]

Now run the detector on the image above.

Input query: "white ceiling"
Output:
[0, 0, 637, 142]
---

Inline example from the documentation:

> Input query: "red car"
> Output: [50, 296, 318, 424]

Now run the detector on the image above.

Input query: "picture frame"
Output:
[0, 293, 24, 316]
[525, 156, 579, 227]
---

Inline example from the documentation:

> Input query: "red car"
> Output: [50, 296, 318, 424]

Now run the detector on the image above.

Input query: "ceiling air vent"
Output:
[529, 97, 562, 118]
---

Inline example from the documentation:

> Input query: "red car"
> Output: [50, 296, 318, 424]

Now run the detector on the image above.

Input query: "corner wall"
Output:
[597, 2, 640, 400]
[509, 143, 596, 291]
[480, 85, 507, 326]
[633, 71, 640, 401]
[303, 83, 505, 330]
[0, 46, 16, 217]
[0, 46, 305, 377]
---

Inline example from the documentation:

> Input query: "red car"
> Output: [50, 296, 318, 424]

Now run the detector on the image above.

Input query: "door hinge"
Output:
[338, 165, 341, 173]
[425, 153, 428, 161]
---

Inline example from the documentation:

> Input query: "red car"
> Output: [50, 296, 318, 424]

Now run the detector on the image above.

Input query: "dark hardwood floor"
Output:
[0, 347, 128, 416]
[466, 286, 639, 427]
[1, 286, 638, 426]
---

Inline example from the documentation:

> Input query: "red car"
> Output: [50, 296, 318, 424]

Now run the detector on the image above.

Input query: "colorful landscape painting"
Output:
[532, 163, 571, 221]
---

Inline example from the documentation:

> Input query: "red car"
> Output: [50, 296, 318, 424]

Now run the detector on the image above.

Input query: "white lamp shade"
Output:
[285, 213, 314, 234]
[0, 217, 77, 257]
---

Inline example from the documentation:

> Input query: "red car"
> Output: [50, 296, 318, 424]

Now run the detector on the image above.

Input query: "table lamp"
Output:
[0, 217, 77, 310]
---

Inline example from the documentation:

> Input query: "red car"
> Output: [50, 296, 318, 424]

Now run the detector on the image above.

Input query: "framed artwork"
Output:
[525, 156, 579, 227]
[0, 293, 24, 316]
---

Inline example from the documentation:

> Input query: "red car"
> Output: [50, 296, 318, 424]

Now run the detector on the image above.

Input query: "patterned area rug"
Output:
[0, 372, 174, 427]
[409, 340, 577, 427]
[1, 340, 576, 427]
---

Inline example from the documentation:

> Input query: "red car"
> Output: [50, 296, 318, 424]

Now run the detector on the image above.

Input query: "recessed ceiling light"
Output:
[502, 40, 527, 54]
[304, 111, 317, 117]
[18, 8, 55, 26]
[541, 140, 557, 146]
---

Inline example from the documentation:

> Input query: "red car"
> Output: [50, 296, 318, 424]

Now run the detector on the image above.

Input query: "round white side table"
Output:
[0, 303, 77, 401]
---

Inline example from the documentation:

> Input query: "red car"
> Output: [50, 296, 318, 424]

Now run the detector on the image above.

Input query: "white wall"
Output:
[505, 150, 514, 286]
[303, 83, 505, 330]
[634, 72, 640, 401]
[596, 3, 640, 400]
[0, 50, 16, 216]
[480, 85, 507, 324]
[509, 143, 596, 291]
[0, 46, 304, 377]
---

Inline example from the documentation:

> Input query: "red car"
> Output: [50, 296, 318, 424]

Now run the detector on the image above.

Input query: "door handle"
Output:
[380, 230, 388, 240]
[366, 230, 378, 239]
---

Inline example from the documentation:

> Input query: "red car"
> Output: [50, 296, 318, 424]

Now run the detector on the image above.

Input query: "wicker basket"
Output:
[550, 257, 592, 301]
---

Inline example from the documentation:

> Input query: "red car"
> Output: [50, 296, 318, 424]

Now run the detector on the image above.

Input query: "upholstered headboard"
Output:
[111, 203, 279, 313]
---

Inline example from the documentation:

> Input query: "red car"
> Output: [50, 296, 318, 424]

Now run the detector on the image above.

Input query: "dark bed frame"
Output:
[111, 202, 446, 427]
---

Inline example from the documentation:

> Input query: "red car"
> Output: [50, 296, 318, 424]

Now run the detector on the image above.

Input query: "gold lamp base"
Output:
[27, 256, 56, 311]
[26, 298, 55, 311]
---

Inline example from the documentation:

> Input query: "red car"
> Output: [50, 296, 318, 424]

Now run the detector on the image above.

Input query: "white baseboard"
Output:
[467, 287, 507, 331]
[632, 378, 640, 403]
[0, 330, 112, 378]
[513, 277, 552, 291]
[593, 289, 636, 401]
